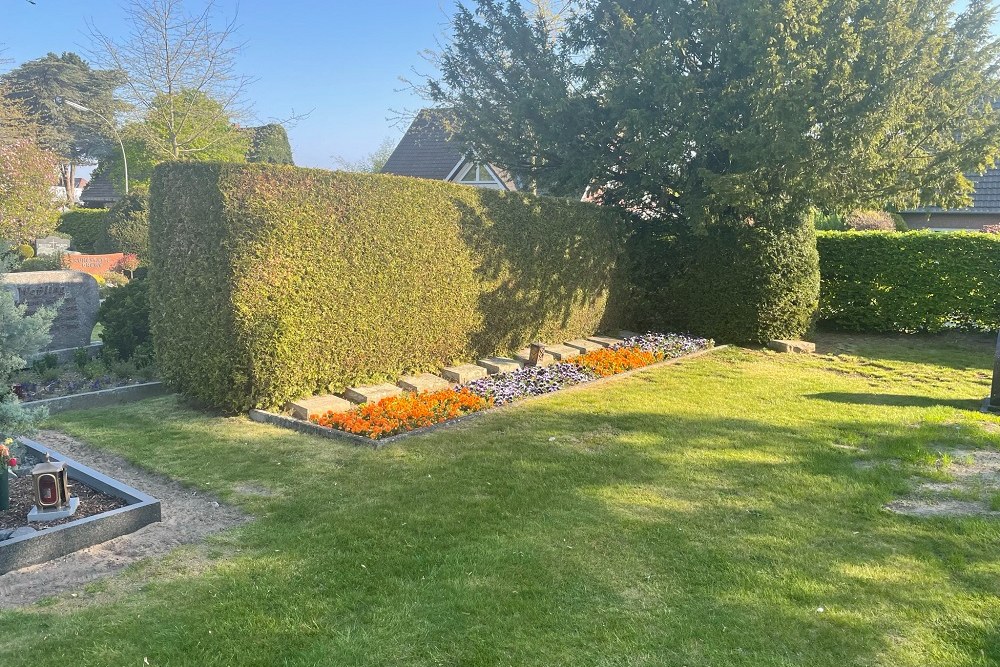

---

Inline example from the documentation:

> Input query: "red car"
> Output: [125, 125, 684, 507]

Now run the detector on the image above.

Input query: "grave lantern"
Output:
[32, 455, 71, 510]
[528, 342, 547, 367]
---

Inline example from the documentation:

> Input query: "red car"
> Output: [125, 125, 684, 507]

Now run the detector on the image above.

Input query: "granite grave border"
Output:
[0, 438, 161, 575]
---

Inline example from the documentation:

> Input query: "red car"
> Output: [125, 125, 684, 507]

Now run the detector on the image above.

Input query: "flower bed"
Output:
[311, 388, 492, 440]
[301, 333, 713, 440]
[468, 333, 712, 406]
[13, 354, 157, 403]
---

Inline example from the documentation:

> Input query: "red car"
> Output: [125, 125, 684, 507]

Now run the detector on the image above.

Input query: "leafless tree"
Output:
[88, 0, 255, 161]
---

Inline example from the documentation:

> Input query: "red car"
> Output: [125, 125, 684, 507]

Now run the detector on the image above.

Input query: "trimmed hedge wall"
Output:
[57, 208, 108, 253]
[817, 231, 1000, 332]
[150, 163, 627, 411]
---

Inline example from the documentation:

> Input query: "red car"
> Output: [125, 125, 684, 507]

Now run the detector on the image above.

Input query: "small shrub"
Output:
[57, 208, 108, 253]
[311, 388, 491, 439]
[81, 359, 107, 380]
[97, 190, 149, 259]
[73, 348, 90, 370]
[845, 210, 896, 231]
[30, 353, 58, 374]
[17, 255, 61, 272]
[17, 244, 34, 258]
[97, 279, 151, 362]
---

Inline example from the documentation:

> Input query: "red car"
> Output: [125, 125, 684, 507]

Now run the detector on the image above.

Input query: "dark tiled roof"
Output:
[381, 109, 465, 180]
[79, 174, 121, 205]
[906, 168, 1000, 214]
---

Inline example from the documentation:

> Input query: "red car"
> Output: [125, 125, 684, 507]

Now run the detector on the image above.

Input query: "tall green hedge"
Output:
[817, 231, 1000, 332]
[622, 214, 820, 344]
[57, 208, 108, 253]
[150, 163, 627, 411]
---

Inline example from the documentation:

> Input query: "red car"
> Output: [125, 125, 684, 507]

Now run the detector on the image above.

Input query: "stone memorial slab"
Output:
[34, 235, 71, 256]
[766, 339, 816, 354]
[61, 252, 125, 276]
[565, 339, 604, 354]
[344, 383, 403, 405]
[586, 335, 624, 348]
[477, 357, 524, 374]
[545, 344, 581, 361]
[1, 271, 99, 350]
[440, 364, 489, 384]
[514, 348, 556, 367]
[397, 373, 453, 393]
[287, 395, 354, 421]
[618, 330, 640, 339]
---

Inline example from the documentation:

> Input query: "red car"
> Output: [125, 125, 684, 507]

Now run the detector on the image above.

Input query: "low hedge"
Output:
[150, 163, 628, 411]
[817, 231, 1000, 332]
[57, 208, 108, 253]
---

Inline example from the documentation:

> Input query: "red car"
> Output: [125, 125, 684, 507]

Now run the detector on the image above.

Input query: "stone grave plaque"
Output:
[61, 252, 125, 275]
[34, 236, 71, 256]
[1, 271, 99, 350]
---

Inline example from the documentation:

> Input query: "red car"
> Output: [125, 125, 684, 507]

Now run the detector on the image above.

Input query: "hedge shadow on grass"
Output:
[807, 392, 982, 411]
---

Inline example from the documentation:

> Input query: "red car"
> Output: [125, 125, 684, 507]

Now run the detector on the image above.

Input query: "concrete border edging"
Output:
[250, 345, 729, 448]
[0, 438, 162, 575]
[25, 381, 168, 414]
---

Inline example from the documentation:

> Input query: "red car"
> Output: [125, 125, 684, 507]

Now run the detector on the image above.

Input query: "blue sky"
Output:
[1, 1, 455, 170]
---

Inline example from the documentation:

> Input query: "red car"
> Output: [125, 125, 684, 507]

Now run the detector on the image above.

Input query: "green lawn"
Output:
[3, 334, 1000, 666]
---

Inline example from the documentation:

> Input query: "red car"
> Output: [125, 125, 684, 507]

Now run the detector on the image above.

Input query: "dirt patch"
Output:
[885, 448, 1000, 518]
[0, 430, 249, 608]
[0, 473, 127, 531]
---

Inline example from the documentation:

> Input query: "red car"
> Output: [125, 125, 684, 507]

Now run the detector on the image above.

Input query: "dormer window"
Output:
[455, 161, 504, 188]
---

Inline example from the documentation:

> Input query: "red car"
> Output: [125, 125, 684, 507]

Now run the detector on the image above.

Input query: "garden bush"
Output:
[150, 163, 628, 411]
[96, 190, 149, 259]
[57, 208, 107, 253]
[817, 231, 1000, 332]
[628, 213, 821, 343]
[97, 279, 152, 364]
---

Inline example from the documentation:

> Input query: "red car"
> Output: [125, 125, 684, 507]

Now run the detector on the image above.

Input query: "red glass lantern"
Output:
[31, 455, 70, 510]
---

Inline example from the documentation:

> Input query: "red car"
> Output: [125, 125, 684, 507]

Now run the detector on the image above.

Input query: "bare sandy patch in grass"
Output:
[0, 430, 248, 608]
[886, 448, 1000, 518]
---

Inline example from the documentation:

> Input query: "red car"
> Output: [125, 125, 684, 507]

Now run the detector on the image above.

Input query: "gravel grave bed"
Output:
[0, 472, 127, 533]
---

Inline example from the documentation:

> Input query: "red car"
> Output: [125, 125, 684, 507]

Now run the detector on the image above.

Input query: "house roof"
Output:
[906, 167, 1000, 214]
[381, 109, 465, 180]
[79, 174, 121, 205]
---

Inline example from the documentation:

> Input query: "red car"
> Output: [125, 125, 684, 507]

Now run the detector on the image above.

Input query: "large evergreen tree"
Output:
[1, 52, 124, 204]
[429, 0, 1000, 341]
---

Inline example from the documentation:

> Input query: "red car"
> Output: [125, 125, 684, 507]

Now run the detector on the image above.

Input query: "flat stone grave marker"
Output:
[766, 339, 816, 354]
[565, 339, 604, 354]
[287, 395, 354, 421]
[34, 236, 71, 256]
[545, 344, 581, 361]
[344, 383, 403, 405]
[440, 364, 489, 384]
[477, 357, 524, 374]
[586, 335, 624, 348]
[514, 348, 556, 367]
[397, 373, 453, 393]
[1, 270, 99, 350]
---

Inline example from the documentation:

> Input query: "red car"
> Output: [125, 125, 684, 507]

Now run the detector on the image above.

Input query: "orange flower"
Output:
[572, 346, 663, 377]
[310, 387, 492, 439]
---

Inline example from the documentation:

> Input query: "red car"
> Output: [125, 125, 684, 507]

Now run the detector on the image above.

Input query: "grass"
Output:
[2, 332, 1000, 666]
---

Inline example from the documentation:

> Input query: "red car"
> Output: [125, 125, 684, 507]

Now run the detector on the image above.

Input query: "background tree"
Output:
[245, 123, 294, 164]
[1, 52, 124, 204]
[89, 0, 254, 185]
[0, 89, 60, 242]
[429, 0, 1000, 341]
[333, 136, 396, 173]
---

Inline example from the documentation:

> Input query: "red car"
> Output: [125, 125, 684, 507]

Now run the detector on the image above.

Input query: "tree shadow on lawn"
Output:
[812, 332, 995, 372]
[807, 391, 982, 411]
[8, 408, 1000, 666]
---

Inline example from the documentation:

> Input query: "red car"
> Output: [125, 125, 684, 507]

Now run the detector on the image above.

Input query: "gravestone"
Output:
[986, 332, 1000, 413]
[61, 252, 124, 276]
[1, 271, 100, 350]
[34, 236, 71, 257]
